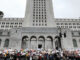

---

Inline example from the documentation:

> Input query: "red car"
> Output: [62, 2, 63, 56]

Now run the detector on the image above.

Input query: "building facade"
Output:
[0, 0, 80, 50]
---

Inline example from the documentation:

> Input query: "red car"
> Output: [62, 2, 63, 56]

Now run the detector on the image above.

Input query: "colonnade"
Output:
[21, 35, 56, 50]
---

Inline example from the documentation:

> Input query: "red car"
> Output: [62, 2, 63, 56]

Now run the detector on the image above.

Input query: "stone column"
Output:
[45, 38, 48, 50]
[29, 38, 31, 49]
[36, 38, 38, 50]
[44, 38, 46, 50]
[1, 40, 4, 49]
[61, 37, 64, 49]
[28, 38, 29, 49]
[53, 39, 56, 49]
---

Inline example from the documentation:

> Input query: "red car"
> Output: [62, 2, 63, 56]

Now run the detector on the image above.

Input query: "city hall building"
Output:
[0, 0, 80, 50]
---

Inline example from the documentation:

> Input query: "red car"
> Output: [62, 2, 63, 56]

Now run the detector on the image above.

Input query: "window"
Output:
[57, 26, 60, 28]
[61, 26, 64, 28]
[56, 23, 59, 25]
[61, 23, 63, 25]
[45, 20, 46, 22]
[19, 23, 22, 25]
[77, 23, 79, 25]
[77, 26, 80, 28]
[0, 39, 2, 46]
[36, 24, 38, 26]
[33, 24, 34, 26]
[7, 32, 10, 35]
[15, 23, 18, 24]
[2, 22, 5, 24]
[45, 24, 47, 26]
[65, 26, 68, 28]
[19, 26, 22, 27]
[69, 23, 71, 25]
[78, 32, 80, 36]
[11, 23, 14, 24]
[33, 20, 35, 22]
[6, 22, 9, 24]
[73, 39, 78, 47]
[10, 26, 13, 28]
[14, 26, 17, 27]
[1, 25, 4, 28]
[69, 26, 72, 28]
[39, 24, 41, 26]
[73, 26, 76, 28]
[0, 32, 2, 35]
[72, 32, 79, 36]
[73, 23, 76, 25]
[5, 25, 9, 28]
[42, 24, 44, 26]
[39, 20, 41, 22]
[79, 39, 80, 43]
[4, 39, 9, 47]
[65, 23, 68, 25]
[36, 20, 38, 22]
[72, 32, 74, 36]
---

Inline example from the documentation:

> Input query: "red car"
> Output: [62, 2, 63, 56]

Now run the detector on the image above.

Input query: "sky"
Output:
[0, 0, 80, 18]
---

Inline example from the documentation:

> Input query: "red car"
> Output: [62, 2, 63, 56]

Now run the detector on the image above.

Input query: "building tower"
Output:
[23, 0, 56, 27]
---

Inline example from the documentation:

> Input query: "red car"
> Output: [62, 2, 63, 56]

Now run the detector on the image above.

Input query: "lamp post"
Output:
[55, 28, 66, 50]
[55, 35, 62, 50]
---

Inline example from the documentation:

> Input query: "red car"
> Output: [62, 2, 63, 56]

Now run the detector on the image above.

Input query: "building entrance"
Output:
[38, 44, 42, 49]
[21, 36, 29, 49]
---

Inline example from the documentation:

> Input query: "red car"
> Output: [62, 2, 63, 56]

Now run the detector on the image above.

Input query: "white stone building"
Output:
[0, 0, 80, 50]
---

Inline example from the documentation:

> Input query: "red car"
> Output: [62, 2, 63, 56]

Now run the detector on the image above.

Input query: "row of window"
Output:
[33, 20, 47, 22]
[33, 9, 46, 11]
[33, 23, 47, 26]
[34, 0, 46, 1]
[33, 17, 46, 20]
[34, 4, 46, 6]
[0, 39, 9, 47]
[0, 32, 10, 36]
[0, 22, 22, 25]
[33, 16, 46, 19]
[56, 23, 80, 25]
[34, 3, 46, 6]
[57, 26, 80, 29]
[33, 14, 46, 16]
[34, 2, 46, 4]
[34, 4, 46, 7]
[34, 0, 46, 3]
[33, 12, 46, 15]
[56, 19, 80, 21]
[33, 6, 46, 8]
[33, 20, 47, 26]
[1, 25, 22, 28]
[72, 32, 80, 37]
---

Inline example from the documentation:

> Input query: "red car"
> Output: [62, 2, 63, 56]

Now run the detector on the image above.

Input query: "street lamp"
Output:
[55, 28, 66, 50]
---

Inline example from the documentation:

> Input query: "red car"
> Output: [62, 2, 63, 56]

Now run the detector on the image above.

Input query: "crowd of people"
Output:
[0, 48, 80, 60]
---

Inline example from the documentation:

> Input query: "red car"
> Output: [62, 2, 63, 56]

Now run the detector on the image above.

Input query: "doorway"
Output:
[38, 44, 42, 49]
[22, 36, 29, 49]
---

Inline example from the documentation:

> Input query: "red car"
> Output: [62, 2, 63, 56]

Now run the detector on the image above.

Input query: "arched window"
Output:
[47, 36, 53, 41]
[73, 39, 78, 47]
[0, 39, 2, 46]
[4, 39, 9, 47]
[38, 36, 45, 41]
[30, 36, 37, 41]
[22, 36, 29, 41]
